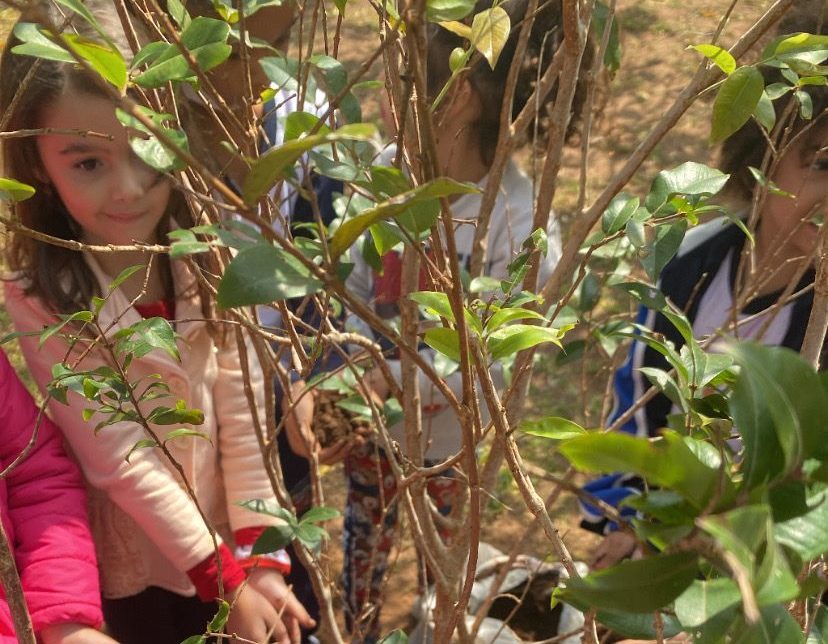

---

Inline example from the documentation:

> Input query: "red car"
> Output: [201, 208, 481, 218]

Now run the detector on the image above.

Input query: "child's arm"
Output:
[0, 351, 103, 636]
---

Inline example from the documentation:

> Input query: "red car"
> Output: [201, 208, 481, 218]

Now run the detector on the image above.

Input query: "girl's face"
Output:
[36, 88, 171, 246]
[762, 124, 828, 256]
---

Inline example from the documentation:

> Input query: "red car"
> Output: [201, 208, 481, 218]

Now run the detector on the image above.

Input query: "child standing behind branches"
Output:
[302, 0, 589, 637]
[0, 4, 313, 643]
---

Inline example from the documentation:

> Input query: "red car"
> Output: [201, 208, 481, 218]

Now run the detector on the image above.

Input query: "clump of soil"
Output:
[312, 389, 372, 447]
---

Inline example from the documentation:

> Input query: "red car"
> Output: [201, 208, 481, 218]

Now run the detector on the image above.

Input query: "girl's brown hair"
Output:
[426, 0, 595, 167]
[1, 2, 219, 324]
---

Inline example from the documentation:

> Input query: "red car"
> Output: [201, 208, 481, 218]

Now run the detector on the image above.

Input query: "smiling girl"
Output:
[0, 3, 312, 643]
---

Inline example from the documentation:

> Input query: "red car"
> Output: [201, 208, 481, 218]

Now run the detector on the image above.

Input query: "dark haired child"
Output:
[0, 3, 313, 642]
[326, 0, 592, 637]
[581, 7, 828, 570]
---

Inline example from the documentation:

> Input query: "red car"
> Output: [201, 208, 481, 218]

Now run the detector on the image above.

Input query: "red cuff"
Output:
[234, 526, 267, 547]
[186, 543, 246, 601]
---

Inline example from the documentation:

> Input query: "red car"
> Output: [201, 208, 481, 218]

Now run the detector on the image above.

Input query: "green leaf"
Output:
[486, 324, 564, 361]
[115, 108, 189, 173]
[640, 220, 688, 282]
[731, 604, 803, 644]
[520, 416, 586, 440]
[427, 0, 475, 22]
[557, 551, 699, 613]
[252, 524, 295, 554]
[674, 579, 741, 637]
[329, 177, 478, 259]
[409, 291, 456, 322]
[753, 90, 776, 132]
[379, 629, 409, 644]
[216, 244, 322, 309]
[796, 89, 814, 120]
[300, 506, 341, 523]
[775, 488, 828, 560]
[710, 66, 764, 143]
[134, 17, 232, 88]
[239, 499, 297, 523]
[180, 636, 207, 644]
[690, 44, 737, 75]
[39, 310, 95, 347]
[295, 523, 327, 551]
[645, 162, 730, 212]
[115, 317, 180, 361]
[125, 438, 159, 462]
[243, 124, 375, 204]
[162, 428, 210, 446]
[149, 403, 206, 427]
[561, 431, 727, 510]
[592, 1, 621, 73]
[485, 307, 546, 333]
[110, 264, 145, 291]
[423, 327, 461, 362]
[596, 610, 683, 639]
[730, 343, 826, 488]
[207, 600, 230, 633]
[11, 23, 74, 64]
[470, 7, 511, 69]
[166, 0, 192, 30]
[64, 34, 127, 92]
[0, 177, 35, 202]
[807, 605, 828, 644]
[602, 194, 639, 235]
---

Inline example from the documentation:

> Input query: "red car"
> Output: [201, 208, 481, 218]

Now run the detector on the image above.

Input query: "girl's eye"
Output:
[74, 158, 103, 172]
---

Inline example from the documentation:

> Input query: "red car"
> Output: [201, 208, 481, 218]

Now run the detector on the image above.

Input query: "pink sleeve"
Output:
[0, 350, 103, 632]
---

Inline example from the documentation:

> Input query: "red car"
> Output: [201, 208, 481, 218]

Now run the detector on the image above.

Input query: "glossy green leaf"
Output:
[64, 34, 127, 92]
[602, 194, 639, 235]
[163, 428, 210, 445]
[166, 0, 192, 29]
[557, 551, 699, 613]
[243, 124, 375, 204]
[11, 23, 75, 63]
[690, 44, 737, 75]
[561, 431, 727, 510]
[115, 108, 189, 173]
[470, 7, 510, 69]
[149, 403, 206, 426]
[754, 90, 776, 132]
[300, 506, 341, 524]
[427, 0, 475, 22]
[645, 162, 730, 212]
[595, 610, 683, 639]
[252, 524, 295, 554]
[0, 178, 35, 202]
[486, 324, 564, 361]
[520, 416, 586, 440]
[640, 220, 688, 282]
[115, 317, 180, 361]
[674, 578, 741, 630]
[711, 66, 764, 143]
[731, 604, 803, 644]
[423, 327, 461, 362]
[134, 17, 232, 88]
[439, 20, 473, 40]
[216, 244, 322, 309]
[730, 343, 827, 488]
[485, 307, 545, 332]
[775, 487, 828, 560]
[409, 291, 456, 322]
[207, 600, 229, 633]
[329, 177, 477, 259]
[295, 523, 327, 551]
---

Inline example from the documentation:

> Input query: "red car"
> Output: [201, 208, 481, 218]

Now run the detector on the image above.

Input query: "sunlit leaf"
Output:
[0, 178, 35, 202]
[710, 66, 764, 143]
[470, 7, 510, 69]
[690, 44, 736, 75]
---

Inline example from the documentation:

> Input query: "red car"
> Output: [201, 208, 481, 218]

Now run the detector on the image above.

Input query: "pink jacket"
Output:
[0, 349, 102, 640]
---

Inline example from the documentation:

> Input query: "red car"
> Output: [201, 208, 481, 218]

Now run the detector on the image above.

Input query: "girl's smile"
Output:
[36, 88, 171, 248]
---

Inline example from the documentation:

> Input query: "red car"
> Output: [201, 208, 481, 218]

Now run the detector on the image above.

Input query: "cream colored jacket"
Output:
[4, 255, 279, 599]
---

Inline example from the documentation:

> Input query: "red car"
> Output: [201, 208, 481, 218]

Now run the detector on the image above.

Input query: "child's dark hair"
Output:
[0, 2, 215, 320]
[720, 2, 828, 201]
[426, 0, 594, 167]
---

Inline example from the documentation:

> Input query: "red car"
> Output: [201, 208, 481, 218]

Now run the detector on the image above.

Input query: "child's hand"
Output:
[225, 583, 286, 643]
[40, 623, 119, 644]
[282, 380, 318, 459]
[246, 569, 316, 642]
[591, 530, 638, 570]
